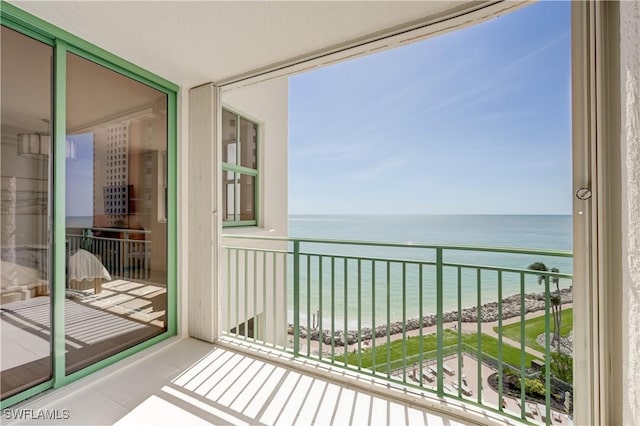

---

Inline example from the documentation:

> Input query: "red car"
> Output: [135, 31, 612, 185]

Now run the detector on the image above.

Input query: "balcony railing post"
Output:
[436, 247, 444, 397]
[293, 240, 300, 357]
[544, 274, 551, 425]
[220, 233, 574, 423]
[123, 230, 129, 278]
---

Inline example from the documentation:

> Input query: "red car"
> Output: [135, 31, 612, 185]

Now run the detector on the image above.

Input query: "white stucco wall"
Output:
[620, 1, 640, 424]
[219, 78, 289, 345]
[221, 78, 289, 235]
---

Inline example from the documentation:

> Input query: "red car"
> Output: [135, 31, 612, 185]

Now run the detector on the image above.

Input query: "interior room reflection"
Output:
[1, 23, 170, 401]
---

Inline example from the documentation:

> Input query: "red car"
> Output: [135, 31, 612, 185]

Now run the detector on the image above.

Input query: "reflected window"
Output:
[65, 52, 168, 375]
[0, 25, 53, 400]
[222, 108, 258, 226]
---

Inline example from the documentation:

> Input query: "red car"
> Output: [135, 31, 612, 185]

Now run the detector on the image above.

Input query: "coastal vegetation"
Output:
[547, 351, 573, 383]
[527, 262, 564, 352]
[334, 330, 540, 373]
[496, 308, 573, 353]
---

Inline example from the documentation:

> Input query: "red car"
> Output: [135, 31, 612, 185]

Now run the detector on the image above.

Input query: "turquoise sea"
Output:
[288, 215, 572, 328]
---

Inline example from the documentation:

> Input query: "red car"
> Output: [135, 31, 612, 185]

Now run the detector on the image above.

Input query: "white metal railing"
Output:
[67, 227, 151, 280]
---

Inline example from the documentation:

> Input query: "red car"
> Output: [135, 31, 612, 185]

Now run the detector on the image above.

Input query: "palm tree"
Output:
[528, 262, 562, 352]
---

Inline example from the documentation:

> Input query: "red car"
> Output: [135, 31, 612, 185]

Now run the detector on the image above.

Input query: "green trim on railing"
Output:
[272, 250, 573, 279]
[222, 234, 573, 258]
[331, 257, 336, 362]
[436, 248, 444, 397]
[293, 241, 300, 357]
[319, 256, 324, 359]
[456, 266, 462, 397]
[544, 276, 551, 426]
[343, 258, 348, 367]
[520, 273, 527, 419]
[371, 261, 376, 373]
[476, 268, 482, 405]
[298, 252, 436, 267]
[402, 263, 407, 383]
[498, 270, 504, 412]
[306, 254, 311, 356]
[386, 261, 391, 380]
[419, 264, 425, 388]
[221, 236, 574, 425]
[357, 258, 362, 371]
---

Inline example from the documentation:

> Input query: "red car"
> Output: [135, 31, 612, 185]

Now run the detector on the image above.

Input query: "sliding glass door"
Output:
[0, 26, 53, 401]
[64, 52, 168, 374]
[1, 4, 176, 406]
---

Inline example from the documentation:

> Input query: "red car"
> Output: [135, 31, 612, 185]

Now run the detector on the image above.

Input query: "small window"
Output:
[221, 108, 258, 227]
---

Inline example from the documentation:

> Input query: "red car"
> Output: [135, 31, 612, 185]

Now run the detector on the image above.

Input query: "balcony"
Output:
[3, 338, 498, 425]
[221, 235, 574, 426]
[66, 228, 152, 283]
[3, 236, 573, 426]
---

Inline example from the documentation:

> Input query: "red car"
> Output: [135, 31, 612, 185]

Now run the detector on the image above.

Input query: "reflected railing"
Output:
[221, 235, 574, 426]
[67, 227, 151, 281]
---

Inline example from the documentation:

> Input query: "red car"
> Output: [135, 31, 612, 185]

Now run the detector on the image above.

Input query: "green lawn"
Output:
[334, 330, 540, 373]
[496, 308, 573, 353]
[461, 333, 540, 367]
[334, 329, 459, 372]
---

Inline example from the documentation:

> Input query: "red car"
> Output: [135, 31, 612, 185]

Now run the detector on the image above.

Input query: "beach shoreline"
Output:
[290, 288, 572, 347]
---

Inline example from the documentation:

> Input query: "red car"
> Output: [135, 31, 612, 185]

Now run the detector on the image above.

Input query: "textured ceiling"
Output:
[9, 1, 471, 88]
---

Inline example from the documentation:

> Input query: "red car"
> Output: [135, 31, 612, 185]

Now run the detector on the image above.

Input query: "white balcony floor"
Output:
[3, 338, 527, 426]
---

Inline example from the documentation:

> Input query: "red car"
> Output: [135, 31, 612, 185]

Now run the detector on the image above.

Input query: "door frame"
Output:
[0, 2, 179, 408]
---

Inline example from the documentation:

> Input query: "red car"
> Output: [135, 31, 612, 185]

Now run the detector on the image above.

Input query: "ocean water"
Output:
[288, 215, 572, 328]
[66, 216, 93, 228]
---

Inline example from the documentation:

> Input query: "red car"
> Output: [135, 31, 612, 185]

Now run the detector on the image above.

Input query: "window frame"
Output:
[0, 2, 178, 409]
[221, 106, 259, 228]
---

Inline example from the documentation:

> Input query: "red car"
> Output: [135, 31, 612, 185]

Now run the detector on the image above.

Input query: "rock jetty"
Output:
[288, 288, 572, 347]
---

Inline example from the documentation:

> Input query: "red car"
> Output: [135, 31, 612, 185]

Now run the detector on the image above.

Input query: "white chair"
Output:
[68, 249, 112, 293]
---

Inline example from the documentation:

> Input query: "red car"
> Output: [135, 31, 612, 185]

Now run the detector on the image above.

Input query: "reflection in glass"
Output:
[222, 109, 237, 165]
[65, 53, 168, 374]
[239, 117, 257, 169]
[222, 173, 255, 222]
[0, 26, 53, 400]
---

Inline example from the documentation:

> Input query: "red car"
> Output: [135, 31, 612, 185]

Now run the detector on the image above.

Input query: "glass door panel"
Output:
[0, 26, 53, 399]
[65, 52, 168, 374]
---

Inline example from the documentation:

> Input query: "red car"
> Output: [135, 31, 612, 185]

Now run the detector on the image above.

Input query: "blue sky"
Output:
[288, 1, 571, 215]
[66, 133, 93, 217]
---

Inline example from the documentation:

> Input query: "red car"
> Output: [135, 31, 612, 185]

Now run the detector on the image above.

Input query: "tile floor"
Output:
[2, 338, 523, 426]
